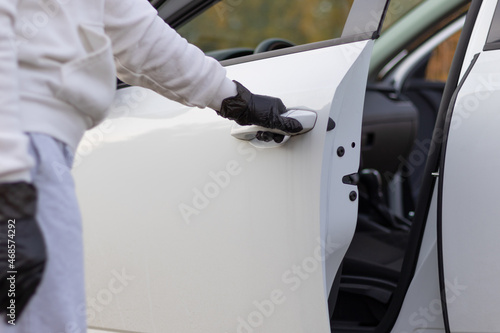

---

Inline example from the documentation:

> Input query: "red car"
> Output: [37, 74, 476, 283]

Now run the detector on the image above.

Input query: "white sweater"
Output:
[0, 0, 237, 182]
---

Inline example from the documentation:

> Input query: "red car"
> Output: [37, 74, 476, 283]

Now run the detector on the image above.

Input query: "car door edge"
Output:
[373, 1, 483, 332]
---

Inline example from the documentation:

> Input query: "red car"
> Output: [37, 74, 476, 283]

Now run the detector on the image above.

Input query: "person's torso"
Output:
[16, 0, 117, 148]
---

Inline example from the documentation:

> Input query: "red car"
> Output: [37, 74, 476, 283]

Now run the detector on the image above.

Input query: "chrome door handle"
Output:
[230, 110, 317, 148]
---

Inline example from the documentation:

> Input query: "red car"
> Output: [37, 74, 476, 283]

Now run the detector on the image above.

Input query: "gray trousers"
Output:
[2, 133, 87, 333]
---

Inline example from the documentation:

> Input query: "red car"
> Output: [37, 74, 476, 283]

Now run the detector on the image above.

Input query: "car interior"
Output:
[330, 5, 468, 332]
[136, 1, 469, 332]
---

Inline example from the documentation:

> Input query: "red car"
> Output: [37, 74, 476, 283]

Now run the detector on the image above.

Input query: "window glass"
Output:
[177, 0, 354, 53]
[175, 0, 424, 55]
[425, 29, 462, 82]
[485, 1, 500, 50]
[381, 0, 425, 32]
[149, 0, 163, 8]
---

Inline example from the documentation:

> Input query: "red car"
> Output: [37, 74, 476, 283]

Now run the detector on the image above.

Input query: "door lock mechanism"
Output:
[342, 173, 359, 186]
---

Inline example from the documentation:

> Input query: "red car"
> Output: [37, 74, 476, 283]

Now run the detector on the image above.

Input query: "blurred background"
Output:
[176, 0, 426, 52]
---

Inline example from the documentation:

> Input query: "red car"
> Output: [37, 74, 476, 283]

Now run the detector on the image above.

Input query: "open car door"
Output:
[75, 1, 390, 332]
[439, 0, 500, 332]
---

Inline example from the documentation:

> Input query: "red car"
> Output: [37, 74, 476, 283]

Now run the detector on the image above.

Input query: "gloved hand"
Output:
[0, 182, 46, 323]
[218, 81, 303, 134]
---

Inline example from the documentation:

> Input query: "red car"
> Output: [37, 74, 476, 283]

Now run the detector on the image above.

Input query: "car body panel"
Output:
[440, 1, 500, 331]
[441, 49, 500, 333]
[459, 0, 497, 79]
[442, 49, 500, 332]
[319, 44, 373, 293]
[341, 0, 388, 38]
[79, 0, 500, 332]
[390, 188, 445, 332]
[76, 39, 374, 333]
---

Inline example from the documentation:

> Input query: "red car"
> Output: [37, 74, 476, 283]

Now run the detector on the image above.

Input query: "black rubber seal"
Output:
[371, 1, 483, 333]
[437, 51, 480, 333]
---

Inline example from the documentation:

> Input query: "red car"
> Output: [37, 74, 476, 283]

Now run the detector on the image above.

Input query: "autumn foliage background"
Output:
[177, 0, 460, 83]
[178, 0, 425, 52]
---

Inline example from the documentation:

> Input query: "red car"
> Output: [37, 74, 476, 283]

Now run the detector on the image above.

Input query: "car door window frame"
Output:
[179, 0, 390, 67]
[484, 0, 500, 50]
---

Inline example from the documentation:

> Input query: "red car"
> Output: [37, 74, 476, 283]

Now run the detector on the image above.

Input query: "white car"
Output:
[76, 0, 500, 332]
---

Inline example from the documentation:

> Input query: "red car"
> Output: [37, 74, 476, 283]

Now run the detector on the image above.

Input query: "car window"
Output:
[425, 29, 462, 82]
[149, 0, 163, 7]
[485, 0, 500, 50]
[176, 0, 355, 53]
[381, 0, 425, 32]
[175, 0, 425, 54]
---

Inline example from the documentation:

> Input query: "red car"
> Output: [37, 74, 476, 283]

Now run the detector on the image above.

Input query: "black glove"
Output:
[218, 81, 303, 134]
[0, 182, 46, 323]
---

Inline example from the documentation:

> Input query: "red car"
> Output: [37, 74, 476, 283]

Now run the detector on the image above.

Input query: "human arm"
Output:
[104, 0, 301, 133]
[104, 0, 236, 111]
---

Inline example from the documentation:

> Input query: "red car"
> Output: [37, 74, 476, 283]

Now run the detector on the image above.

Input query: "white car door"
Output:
[439, 0, 500, 332]
[76, 1, 389, 332]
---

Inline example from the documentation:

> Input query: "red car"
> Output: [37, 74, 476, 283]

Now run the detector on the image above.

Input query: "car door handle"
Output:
[230, 110, 317, 148]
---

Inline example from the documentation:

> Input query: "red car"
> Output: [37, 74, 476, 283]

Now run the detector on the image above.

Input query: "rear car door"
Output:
[439, 0, 500, 331]
[75, 1, 390, 332]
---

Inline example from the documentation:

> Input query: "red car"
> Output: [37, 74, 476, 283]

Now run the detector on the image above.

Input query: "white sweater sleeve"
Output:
[0, 0, 33, 183]
[104, 0, 237, 111]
